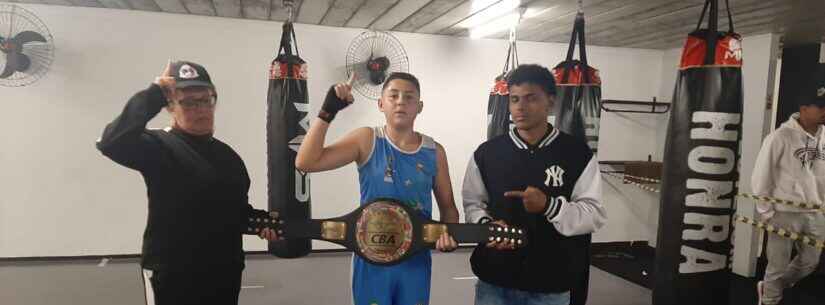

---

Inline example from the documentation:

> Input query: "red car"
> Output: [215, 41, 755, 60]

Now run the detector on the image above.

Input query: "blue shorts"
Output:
[352, 251, 431, 305]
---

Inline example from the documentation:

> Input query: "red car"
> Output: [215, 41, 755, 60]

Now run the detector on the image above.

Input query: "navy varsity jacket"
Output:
[462, 124, 606, 293]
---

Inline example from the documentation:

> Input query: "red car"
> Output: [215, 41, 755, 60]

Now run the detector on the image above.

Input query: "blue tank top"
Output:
[358, 126, 437, 218]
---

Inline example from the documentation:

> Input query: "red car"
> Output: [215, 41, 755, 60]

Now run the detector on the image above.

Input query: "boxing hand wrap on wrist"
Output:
[318, 86, 351, 123]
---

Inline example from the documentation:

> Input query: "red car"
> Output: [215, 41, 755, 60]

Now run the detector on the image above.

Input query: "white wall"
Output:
[653, 34, 780, 276]
[1, 4, 665, 257]
[732, 33, 781, 276]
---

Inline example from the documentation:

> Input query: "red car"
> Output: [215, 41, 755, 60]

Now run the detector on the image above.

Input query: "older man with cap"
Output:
[97, 61, 277, 305]
[753, 63, 825, 305]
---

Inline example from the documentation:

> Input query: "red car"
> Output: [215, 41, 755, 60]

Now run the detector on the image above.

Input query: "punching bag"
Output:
[267, 22, 311, 258]
[552, 12, 600, 305]
[653, 1, 742, 304]
[552, 12, 602, 154]
[487, 37, 518, 140]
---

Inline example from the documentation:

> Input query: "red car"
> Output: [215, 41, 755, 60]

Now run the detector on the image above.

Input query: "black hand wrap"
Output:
[318, 86, 351, 123]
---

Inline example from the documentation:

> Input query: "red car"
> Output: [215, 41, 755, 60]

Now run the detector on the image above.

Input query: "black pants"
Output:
[142, 266, 243, 305]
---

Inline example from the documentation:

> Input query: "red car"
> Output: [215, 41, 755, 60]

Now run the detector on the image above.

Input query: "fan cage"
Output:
[0, 4, 54, 87]
[345, 31, 409, 100]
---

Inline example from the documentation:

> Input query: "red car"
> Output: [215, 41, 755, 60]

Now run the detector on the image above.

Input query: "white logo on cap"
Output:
[818, 87, 825, 97]
[179, 64, 199, 79]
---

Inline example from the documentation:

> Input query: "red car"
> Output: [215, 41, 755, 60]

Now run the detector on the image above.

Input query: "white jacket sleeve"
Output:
[751, 133, 779, 215]
[545, 157, 607, 236]
[462, 156, 491, 224]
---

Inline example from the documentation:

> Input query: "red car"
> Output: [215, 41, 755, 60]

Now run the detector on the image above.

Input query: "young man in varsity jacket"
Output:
[462, 64, 607, 305]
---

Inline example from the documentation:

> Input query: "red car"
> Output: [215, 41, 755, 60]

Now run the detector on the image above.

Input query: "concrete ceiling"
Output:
[4, 0, 824, 49]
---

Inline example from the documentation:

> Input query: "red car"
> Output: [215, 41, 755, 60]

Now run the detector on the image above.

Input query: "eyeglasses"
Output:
[176, 96, 217, 109]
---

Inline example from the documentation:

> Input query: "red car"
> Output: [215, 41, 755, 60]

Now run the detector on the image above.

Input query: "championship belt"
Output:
[247, 198, 528, 265]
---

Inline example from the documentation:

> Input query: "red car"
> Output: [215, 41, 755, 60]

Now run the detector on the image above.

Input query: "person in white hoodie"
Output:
[753, 63, 825, 305]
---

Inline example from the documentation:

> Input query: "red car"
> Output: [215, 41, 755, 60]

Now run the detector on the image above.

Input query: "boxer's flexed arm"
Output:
[296, 75, 372, 172]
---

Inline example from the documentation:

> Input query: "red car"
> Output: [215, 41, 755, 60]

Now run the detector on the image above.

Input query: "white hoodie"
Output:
[752, 113, 825, 214]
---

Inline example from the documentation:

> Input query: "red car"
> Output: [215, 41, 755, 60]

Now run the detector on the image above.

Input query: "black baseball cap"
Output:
[800, 63, 825, 107]
[815, 63, 825, 105]
[170, 60, 214, 89]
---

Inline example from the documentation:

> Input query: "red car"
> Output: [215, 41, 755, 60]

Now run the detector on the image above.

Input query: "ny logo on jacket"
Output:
[545, 166, 565, 187]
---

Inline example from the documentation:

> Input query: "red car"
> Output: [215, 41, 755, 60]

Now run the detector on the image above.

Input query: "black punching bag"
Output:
[267, 22, 311, 257]
[487, 37, 518, 140]
[653, 1, 742, 304]
[552, 12, 601, 305]
[553, 12, 602, 154]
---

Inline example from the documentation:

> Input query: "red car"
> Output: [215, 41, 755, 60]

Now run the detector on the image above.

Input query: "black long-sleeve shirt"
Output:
[97, 84, 265, 271]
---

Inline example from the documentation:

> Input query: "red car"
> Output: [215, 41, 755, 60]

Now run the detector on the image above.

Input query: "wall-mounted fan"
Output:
[0, 4, 54, 87]
[345, 30, 409, 100]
